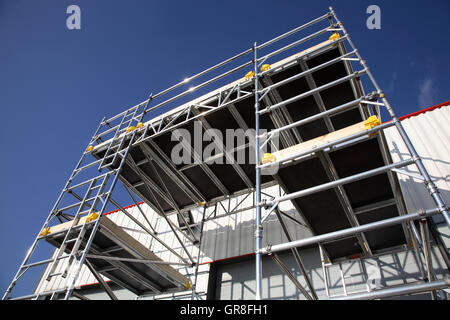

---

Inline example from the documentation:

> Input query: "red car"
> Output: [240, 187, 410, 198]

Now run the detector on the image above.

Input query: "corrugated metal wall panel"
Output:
[200, 185, 313, 263]
[383, 105, 450, 216]
[211, 246, 448, 300]
[383, 105, 450, 255]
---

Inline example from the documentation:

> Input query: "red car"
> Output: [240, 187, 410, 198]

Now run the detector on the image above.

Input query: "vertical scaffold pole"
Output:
[64, 104, 148, 300]
[191, 205, 207, 300]
[329, 6, 450, 228]
[254, 41, 263, 300]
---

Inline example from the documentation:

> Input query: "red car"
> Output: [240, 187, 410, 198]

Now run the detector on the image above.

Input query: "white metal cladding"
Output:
[200, 185, 313, 263]
[211, 246, 448, 300]
[383, 104, 450, 247]
[35, 104, 450, 298]
[384, 105, 450, 214]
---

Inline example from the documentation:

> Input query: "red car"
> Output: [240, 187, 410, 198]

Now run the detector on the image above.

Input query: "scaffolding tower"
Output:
[3, 7, 450, 300]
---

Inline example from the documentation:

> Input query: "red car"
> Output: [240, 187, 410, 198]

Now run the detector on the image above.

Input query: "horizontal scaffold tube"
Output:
[260, 207, 440, 255]
[259, 69, 367, 115]
[101, 12, 333, 126]
[332, 277, 450, 300]
[259, 95, 365, 140]
[263, 158, 415, 207]
[259, 46, 354, 97]
[258, 121, 396, 170]
[145, 60, 253, 115]
[10, 289, 68, 301]
[258, 26, 334, 63]
[257, 11, 331, 49]
[85, 254, 190, 266]
[152, 49, 254, 100]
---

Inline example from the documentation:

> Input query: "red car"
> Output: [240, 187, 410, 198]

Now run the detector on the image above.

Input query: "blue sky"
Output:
[1, 0, 449, 297]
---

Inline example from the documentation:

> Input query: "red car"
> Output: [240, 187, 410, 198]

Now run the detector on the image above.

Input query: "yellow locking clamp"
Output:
[364, 115, 381, 130]
[329, 32, 341, 41]
[244, 71, 255, 80]
[126, 126, 136, 134]
[260, 64, 271, 72]
[261, 153, 276, 164]
[40, 228, 51, 237]
[85, 212, 99, 223]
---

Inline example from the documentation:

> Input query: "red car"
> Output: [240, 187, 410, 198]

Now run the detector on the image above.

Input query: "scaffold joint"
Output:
[412, 155, 420, 162]
[39, 228, 51, 237]
[244, 71, 255, 80]
[260, 199, 267, 208]
[261, 153, 276, 164]
[85, 212, 99, 223]
[329, 32, 341, 41]
[261, 64, 271, 72]
[126, 126, 136, 134]
[417, 208, 427, 220]
[364, 115, 381, 130]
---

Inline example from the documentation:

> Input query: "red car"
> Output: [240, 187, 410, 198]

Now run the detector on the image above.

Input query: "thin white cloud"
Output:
[418, 77, 436, 107]
[386, 72, 398, 94]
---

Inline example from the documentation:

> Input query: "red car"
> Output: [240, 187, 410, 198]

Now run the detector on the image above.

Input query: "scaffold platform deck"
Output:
[91, 37, 370, 216]
[273, 122, 406, 259]
[42, 215, 190, 296]
[90, 34, 406, 260]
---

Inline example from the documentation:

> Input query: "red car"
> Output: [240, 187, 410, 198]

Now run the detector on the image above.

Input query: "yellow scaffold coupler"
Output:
[126, 126, 136, 134]
[244, 71, 255, 80]
[86, 212, 99, 223]
[136, 122, 144, 129]
[329, 32, 341, 41]
[261, 153, 276, 164]
[87, 145, 94, 152]
[261, 64, 271, 72]
[364, 115, 381, 130]
[185, 282, 191, 290]
[40, 228, 51, 237]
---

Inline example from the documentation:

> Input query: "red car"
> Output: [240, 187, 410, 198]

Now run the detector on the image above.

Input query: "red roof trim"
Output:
[398, 100, 450, 121]
[103, 201, 144, 216]
[79, 279, 113, 289]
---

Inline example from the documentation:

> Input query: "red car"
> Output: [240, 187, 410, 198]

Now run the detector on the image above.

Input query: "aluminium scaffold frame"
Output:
[253, 7, 450, 300]
[3, 7, 450, 301]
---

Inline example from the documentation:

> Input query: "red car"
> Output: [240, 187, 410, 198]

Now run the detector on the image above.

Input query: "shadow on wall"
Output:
[207, 246, 448, 300]
[199, 206, 314, 264]
[389, 140, 450, 213]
